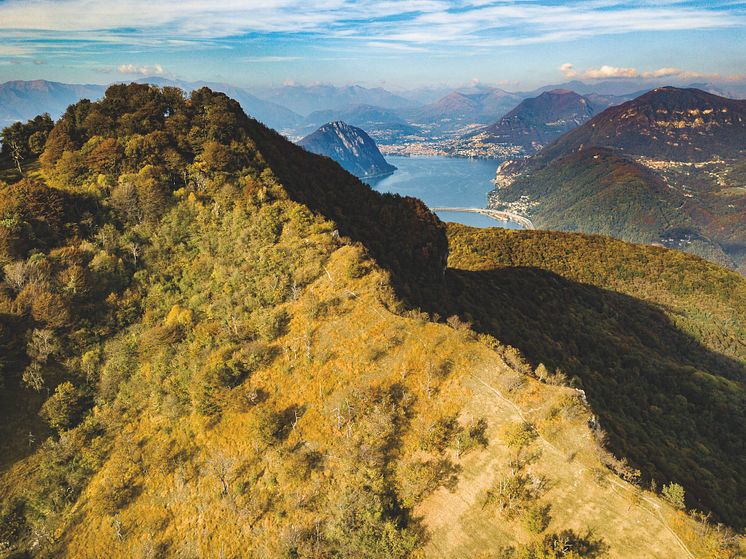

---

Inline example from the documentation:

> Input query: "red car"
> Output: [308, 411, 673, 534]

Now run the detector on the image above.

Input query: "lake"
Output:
[366, 155, 523, 229]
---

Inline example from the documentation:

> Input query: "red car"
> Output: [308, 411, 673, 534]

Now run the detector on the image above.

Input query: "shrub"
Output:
[420, 415, 458, 453]
[522, 503, 552, 534]
[455, 417, 489, 456]
[40, 381, 85, 432]
[661, 482, 686, 510]
[502, 421, 538, 452]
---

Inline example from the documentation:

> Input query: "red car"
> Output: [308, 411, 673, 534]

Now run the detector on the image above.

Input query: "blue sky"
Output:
[0, 0, 745, 90]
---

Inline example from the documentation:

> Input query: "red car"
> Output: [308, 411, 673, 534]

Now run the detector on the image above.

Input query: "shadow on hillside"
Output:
[246, 121, 449, 305]
[428, 265, 746, 528]
[0, 377, 51, 472]
[0, 313, 52, 473]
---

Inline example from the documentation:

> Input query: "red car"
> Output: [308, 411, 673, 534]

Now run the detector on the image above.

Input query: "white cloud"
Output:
[243, 56, 302, 62]
[585, 65, 640, 79]
[0, 45, 31, 56]
[117, 63, 165, 75]
[559, 63, 578, 79]
[560, 63, 721, 81]
[0, 0, 741, 51]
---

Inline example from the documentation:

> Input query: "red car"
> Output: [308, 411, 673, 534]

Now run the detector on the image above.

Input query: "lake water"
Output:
[366, 155, 522, 229]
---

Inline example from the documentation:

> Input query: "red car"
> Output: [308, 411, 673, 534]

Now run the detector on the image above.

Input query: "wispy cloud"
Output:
[0, 45, 32, 56]
[243, 56, 302, 63]
[560, 63, 722, 81]
[0, 0, 742, 54]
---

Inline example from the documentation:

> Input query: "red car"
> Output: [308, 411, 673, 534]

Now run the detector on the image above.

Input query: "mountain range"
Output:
[490, 87, 746, 273]
[405, 87, 522, 133]
[0, 80, 106, 128]
[0, 83, 744, 558]
[540, 86, 746, 162]
[293, 104, 418, 144]
[251, 84, 419, 116]
[6, 77, 743, 148]
[461, 89, 601, 154]
[298, 120, 397, 178]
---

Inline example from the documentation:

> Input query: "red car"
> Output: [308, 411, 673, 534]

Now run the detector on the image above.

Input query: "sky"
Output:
[0, 0, 745, 91]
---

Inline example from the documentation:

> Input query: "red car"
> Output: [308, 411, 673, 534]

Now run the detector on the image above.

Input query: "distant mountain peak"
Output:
[545, 88, 576, 95]
[465, 89, 598, 153]
[540, 85, 746, 162]
[298, 121, 396, 178]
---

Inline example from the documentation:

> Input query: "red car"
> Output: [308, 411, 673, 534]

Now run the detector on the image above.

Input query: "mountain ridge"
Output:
[540, 87, 746, 162]
[464, 89, 600, 154]
[251, 84, 419, 116]
[490, 86, 746, 272]
[0, 84, 744, 558]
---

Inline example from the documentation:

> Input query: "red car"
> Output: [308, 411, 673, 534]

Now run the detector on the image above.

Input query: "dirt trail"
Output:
[471, 371, 695, 559]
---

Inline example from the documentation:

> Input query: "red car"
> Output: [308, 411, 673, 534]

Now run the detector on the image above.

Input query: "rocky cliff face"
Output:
[298, 121, 397, 178]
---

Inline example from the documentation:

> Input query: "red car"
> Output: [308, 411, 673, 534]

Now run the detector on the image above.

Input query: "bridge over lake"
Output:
[431, 207, 535, 230]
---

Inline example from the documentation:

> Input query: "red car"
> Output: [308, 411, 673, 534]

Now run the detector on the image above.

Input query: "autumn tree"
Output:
[39, 381, 84, 432]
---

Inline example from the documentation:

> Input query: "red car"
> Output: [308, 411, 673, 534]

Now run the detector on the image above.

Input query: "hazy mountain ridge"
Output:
[294, 104, 418, 144]
[407, 88, 522, 133]
[251, 84, 419, 116]
[0, 80, 106, 128]
[462, 89, 600, 154]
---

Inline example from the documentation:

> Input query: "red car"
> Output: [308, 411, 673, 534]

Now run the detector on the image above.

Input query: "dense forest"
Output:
[0, 84, 743, 558]
[489, 147, 735, 269]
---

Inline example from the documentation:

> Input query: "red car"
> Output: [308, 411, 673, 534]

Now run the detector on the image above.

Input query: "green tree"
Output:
[502, 421, 538, 454]
[39, 381, 84, 432]
[523, 503, 552, 534]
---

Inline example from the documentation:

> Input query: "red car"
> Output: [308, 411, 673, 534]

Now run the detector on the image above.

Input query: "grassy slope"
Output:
[443, 224, 746, 529]
[418, 361, 702, 559]
[4, 207, 707, 559]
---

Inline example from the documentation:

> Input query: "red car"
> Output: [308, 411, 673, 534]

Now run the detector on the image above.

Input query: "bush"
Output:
[522, 503, 552, 534]
[39, 381, 85, 432]
[661, 482, 686, 510]
[420, 415, 458, 453]
[502, 421, 538, 452]
[455, 417, 489, 456]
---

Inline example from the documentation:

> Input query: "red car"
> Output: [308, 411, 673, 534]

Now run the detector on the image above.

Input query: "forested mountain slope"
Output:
[0, 85, 742, 558]
[465, 90, 598, 154]
[489, 88, 746, 273]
